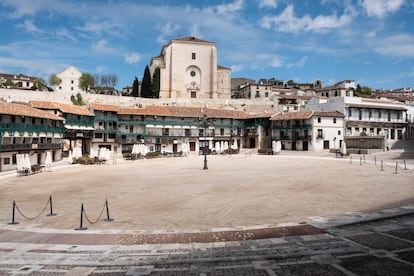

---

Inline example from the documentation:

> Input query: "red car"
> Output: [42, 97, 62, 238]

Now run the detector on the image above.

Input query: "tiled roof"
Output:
[217, 65, 231, 70]
[271, 110, 343, 120]
[172, 36, 213, 43]
[30, 101, 94, 116]
[0, 101, 63, 121]
[118, 106, 249, 119]
[90, 103, 120, 112]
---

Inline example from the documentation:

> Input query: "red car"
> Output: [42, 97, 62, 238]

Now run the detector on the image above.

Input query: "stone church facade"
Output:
[150, 36, 231, 100]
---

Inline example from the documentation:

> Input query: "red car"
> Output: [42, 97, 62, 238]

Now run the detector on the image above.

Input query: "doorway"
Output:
[292, 142, 296, 150]
[249, 138, 256, 148]
[303, 141, 309, 151]
[323, 140, 330, 149]
[190, 142, 196, 151]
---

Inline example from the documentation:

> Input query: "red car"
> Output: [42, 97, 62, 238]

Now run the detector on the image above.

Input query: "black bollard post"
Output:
[75, 203, 87, 230]
[404, 160, 408, 170]
[394, 162, 398, 174]
[47, 195, 57, 216]
[104, 199, 114, 222]
[380, 160, 384, 171]
[8, 200, 19, 225]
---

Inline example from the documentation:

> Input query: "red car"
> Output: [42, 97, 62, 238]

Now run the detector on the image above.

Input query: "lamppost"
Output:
[199, 114, 210, 170]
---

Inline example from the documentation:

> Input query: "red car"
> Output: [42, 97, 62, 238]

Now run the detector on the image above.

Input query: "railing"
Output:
[94, 114, 118, 121]
[272, 124, 312, 130]
[64, 119, 94, 128]
[0, 123, 63, 134]
[0, 143, 62, 151]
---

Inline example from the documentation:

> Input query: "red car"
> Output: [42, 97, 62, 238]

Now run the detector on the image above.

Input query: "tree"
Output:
[32, 78, 48, 91]
[49, 74, 62, 86]
[132, 76, 139, 97]
[78, 73, 95, 91]
[151, 67, 160, 98]
[70, 93, 84, 106]
[141, 65, 152, 98]
[361, 86, 372, 96]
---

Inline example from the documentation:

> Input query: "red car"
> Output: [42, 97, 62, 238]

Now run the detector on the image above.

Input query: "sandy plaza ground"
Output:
[0, 150, 413, 232]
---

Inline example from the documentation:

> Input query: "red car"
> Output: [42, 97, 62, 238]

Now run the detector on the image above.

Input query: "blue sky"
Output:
[0, 0, 413, 90]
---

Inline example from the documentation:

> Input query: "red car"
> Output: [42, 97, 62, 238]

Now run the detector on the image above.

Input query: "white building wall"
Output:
[55, 66, 82, 94]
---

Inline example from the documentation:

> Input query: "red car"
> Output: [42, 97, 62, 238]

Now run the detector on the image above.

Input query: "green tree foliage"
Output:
[1, 79, 16, 88]
[355, 84, 372, 97]
[141, 65, 152, 98]
[132, 76, 139, 97]
[79, 73, 95, 91]
[70, 93, 84, 106]
[31, 78, 48, 91]
[49, 74, 62, 86]
[151, 67, 160, 98]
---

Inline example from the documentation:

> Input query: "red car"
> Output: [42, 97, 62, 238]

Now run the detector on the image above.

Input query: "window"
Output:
[12, 154, 17, 165]
[71, 80, 74, 84]
[3, 158, 10, 165]
[265, 92, 269, 97]
[220, 128, 224, 136]
[95, 133, 103, 139]
[71, 87, 74, 91]
[190, 71, 196, 77]
[397, 112, 401, 120]
[387, 111, 391, 121]
[199, 129, 204, 136]
[255, 91, 260, 97]
[348, 109, 352, 117]
[317, 117, 321, 123]
[192, 52, 196, 60]
[338, 130, 341, 135]
[358, 110, 362, 120]
[369, 110, 372, 119]
[163, 128, 169, 136]
[333, 118, 336, 124]
[185, 129, 191, 136]
[191, 91, 196, 98]
[317, 129, 323, 138]
[397, 130, 402, 139]
[108, 133, 116, 139]
[379, 110, 382, 119]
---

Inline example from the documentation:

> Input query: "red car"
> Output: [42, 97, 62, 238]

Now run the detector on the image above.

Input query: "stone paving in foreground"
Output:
[0, 208, 414, 275]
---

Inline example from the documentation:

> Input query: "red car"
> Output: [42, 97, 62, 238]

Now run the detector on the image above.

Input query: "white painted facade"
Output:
[150, 36, 231, 100]
[54, 66, 82, 94]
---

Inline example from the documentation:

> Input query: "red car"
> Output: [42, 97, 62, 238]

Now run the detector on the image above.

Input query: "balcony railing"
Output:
[0, 143, 62, 152]
[273, 124, 312, 130]
[0, 123, 63, 134]
[64, 119, 94, 128]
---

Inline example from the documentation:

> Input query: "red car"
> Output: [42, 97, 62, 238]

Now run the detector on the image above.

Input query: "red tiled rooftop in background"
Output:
[30, 101, 94, 116]
[0, 101, 63, 121]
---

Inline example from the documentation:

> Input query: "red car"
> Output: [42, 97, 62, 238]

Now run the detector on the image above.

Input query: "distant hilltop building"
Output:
[54, 66, 82, 93]
[150, 36, 231, 99]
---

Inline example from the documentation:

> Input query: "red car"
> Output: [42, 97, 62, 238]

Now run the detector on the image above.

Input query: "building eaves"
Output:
[30, 101, 94, 116]
[0, 101, 63, 121]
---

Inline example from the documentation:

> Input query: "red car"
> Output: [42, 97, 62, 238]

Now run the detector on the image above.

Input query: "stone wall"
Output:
[0, 88, 279, 114]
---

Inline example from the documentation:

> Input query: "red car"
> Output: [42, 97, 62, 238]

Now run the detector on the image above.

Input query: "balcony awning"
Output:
[64, 125, 95, 131]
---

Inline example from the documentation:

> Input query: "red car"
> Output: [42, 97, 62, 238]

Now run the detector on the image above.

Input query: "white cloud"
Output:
[91, 40, 117, 54]
[373, 34, 414, 58]
[216, 0, 244, 14]
[360, 0, 405, 18]
[286, 56, 308, 69]
[231, 64, 245, 72]
[156, 21, 181, 44]
[270, 56, 284, 68]
[260, 4, 353, 33]
[258, 0, 277, 9]
[124, 53, 141, 64]
[18, 20, 43, 34]
[55, 27, 76, 41]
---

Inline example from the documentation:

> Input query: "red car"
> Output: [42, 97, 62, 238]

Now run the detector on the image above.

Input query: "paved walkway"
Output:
[0, 207, 414, 275]
[0, 149, 413, 275]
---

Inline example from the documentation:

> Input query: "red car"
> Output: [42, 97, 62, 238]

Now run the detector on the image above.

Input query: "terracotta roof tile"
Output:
[119, 106, 249, 119]
[172, 36, 213, 43]
[0, 101, 63, 121]
[90, 103, 120, 112]
[30, 101, 94, 116]
[271, 110, 343, 120]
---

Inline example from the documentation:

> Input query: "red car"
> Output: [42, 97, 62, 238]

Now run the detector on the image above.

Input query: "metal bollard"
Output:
[360, 157, 362, 166]
[374, 156, 377, 165]
[394, 162, 398, 174]
[104, 199, 114, 222]
[75, 203, 88, 230]
[350, 156, 352, 164]
[8, 200, 19, 225]
[380, 160, 384, 171]
[47, 195, 57, 216]
[404, 160, 408, 170]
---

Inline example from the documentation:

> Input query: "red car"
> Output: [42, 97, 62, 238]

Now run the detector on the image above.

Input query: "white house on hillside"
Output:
[54, 66, 82, 94]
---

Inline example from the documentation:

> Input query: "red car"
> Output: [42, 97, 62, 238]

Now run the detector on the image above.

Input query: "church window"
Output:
[191, 91, 196, 98]
[190, 71, 196, 77]
[192, 52, 196, 60]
